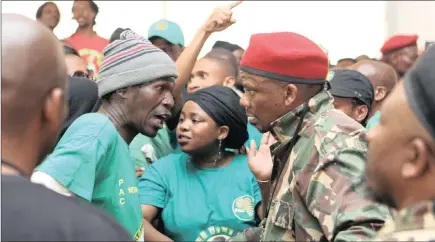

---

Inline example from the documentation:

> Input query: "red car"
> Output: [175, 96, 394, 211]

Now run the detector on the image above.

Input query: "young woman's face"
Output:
[177, 101, 227, 154]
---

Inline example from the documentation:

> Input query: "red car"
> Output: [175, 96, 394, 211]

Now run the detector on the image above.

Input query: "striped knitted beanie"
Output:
[97, 29, 178, 97]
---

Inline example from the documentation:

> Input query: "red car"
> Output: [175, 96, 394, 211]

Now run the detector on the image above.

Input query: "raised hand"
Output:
[201, 1, 242, 33]
[246, 132, 276, 181]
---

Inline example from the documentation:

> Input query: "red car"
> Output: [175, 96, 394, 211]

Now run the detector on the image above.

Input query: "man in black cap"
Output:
[366, 45, 435, 240]
[329, 69, 374, 125]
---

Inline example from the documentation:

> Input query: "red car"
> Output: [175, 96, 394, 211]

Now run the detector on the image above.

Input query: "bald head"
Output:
[352, 60, 398, 90]
[2, 14, 67, 172]
[350, 60, 397, 116]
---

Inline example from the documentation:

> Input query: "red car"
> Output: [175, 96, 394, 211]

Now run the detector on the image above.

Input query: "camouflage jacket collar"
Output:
[270, 90, 333, 148]
[379, 200, 435, 235]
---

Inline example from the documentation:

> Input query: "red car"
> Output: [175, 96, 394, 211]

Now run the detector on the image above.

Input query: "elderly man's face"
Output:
[239, 71, 288, 133]
[124, 79, 175, 137]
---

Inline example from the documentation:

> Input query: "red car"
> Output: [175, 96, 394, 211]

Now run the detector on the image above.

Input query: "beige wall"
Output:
[385, 1, 435, 49]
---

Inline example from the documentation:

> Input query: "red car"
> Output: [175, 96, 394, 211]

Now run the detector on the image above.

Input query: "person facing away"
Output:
[189, 49, 263, 149]
[139, 86, 261, 241]
[230, 32, 391, 241]
[380, 34, 419, 80]
[35, 1, 60, 32]
[329, 69, 374, 125]
[30, 29, 178, 241]
[334, 58, 356, 69]
[64, 0, 109, 78]
[58, 76, 99, 143]
[1, 13, 131, 241]
[366, 45, 435, 241]
[350, 60, 398, 130]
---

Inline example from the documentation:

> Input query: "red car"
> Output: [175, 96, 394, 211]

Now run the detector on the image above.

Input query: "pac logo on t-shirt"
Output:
[232, 195, 255, 221]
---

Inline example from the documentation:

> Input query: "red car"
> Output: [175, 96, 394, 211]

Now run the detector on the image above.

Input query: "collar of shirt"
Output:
[377, 200, 435, 236]
[269, 90, 333, 150]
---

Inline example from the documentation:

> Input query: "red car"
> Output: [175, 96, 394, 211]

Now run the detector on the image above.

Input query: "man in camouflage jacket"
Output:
[233, 32, 391, 241]
[366, 45, 435, 241]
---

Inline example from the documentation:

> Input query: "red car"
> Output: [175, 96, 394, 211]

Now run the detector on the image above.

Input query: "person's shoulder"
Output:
[153, 152, 187, 168]
[306, 108, 368, 164]
[313, 108, 367, 147]
[65, 113, 116, 138]
[2, 176, 131, 241]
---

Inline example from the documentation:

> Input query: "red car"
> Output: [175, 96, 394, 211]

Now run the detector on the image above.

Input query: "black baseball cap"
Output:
[329, 69, 374, 109]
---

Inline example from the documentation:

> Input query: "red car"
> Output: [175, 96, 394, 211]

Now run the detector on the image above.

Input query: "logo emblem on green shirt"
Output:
[232, 195, 255, 221]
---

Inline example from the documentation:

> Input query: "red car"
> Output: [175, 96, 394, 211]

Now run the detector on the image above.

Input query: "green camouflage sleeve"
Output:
[300, 137, 391, 241]
[227, 227, 263, 242]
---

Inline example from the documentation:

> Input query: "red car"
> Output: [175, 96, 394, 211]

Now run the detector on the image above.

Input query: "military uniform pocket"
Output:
[271, 199, 295, 231]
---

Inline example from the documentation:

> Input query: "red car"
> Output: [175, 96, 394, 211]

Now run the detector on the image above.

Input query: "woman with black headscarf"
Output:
[139, 86, 261, 242]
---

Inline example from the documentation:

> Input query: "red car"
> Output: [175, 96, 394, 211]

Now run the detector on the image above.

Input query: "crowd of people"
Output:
[2, 0, 435, 241]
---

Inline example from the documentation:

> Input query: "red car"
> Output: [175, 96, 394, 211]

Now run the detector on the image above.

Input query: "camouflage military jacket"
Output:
[375, 200, 435, 241]
[261, 90, 391, 241]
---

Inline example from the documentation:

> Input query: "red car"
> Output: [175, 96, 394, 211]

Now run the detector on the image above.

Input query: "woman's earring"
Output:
[214, 139, 223, 167]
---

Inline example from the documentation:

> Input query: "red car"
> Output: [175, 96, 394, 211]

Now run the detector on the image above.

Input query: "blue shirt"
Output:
[366, 111, 381, 131]
[245, 123, 263, 148]
[139, 153, 261, 241]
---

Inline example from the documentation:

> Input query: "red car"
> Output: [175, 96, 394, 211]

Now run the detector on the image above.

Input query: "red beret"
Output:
[240, 32, 329, 84]
[380, 34, 418, 55]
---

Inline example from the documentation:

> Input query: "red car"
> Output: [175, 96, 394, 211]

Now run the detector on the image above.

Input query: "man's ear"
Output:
[283, 84, 298, 107]
[355, 105, 369, 123]
[42, 88, 66, 134]
[115, 87, 130, 99]
[223, 76, 236, 88]
[374, 86, 387, 102]
[402, 138, 429, 179]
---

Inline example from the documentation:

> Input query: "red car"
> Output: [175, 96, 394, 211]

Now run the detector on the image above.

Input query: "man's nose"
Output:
[240, 93, 249, 108]
[162, 92, 175, 110]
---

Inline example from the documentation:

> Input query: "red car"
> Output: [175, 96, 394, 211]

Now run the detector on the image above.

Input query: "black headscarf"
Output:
[186, 86, 248, 149]
[59, 76, 99, 141]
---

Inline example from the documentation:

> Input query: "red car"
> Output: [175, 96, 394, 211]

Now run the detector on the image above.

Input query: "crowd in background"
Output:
[2, 1, 435, 241]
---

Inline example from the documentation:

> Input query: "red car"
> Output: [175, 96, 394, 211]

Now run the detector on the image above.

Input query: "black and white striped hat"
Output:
[96, 29, 178, 98]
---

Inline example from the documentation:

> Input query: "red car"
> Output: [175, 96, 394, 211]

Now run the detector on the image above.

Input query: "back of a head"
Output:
[60, 76, 99, 142]
[212, 41, 238, 52]
[204, 48, 239, 77]
[351, 59, 398, 92]
[2, 14, 66, 163]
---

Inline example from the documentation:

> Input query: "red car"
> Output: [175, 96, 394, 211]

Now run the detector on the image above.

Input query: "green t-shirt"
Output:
[129, 125, 179, 169]
[36, 113, 143, 240]
[131, 123, 261, 169]
[245, 123, 263, 148]
[366, 111, 381, 131]
[139, 153, 261, 241]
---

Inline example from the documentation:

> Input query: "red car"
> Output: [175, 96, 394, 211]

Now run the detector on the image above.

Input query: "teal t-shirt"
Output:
[366, 111, 381, 131]
[245, 123, 263, 148]
[36, 113, 144, 240]
[139, 153, 261, 241]
[129, 125, 179, 169]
